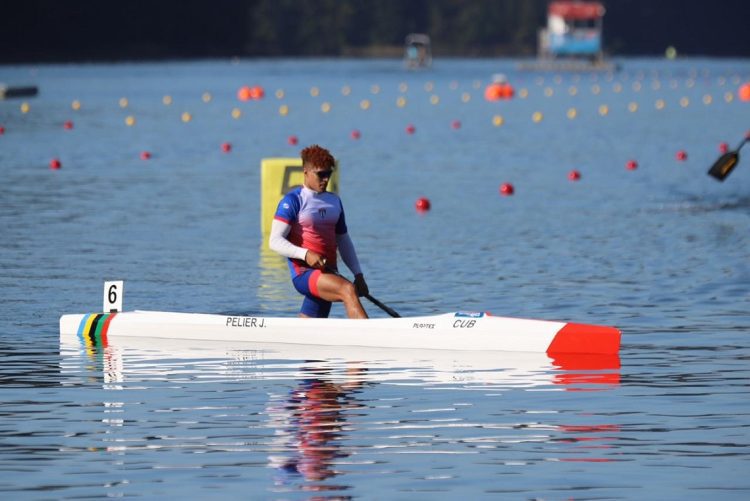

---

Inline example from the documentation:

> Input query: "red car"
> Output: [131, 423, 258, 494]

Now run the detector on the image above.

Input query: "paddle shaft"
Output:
[324, 266, 401, 318]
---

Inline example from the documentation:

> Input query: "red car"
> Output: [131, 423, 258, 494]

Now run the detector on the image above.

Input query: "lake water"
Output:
[1, 57, 749, 499]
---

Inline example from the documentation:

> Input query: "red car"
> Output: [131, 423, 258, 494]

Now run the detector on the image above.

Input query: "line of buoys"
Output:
[237, 85, 265, 101]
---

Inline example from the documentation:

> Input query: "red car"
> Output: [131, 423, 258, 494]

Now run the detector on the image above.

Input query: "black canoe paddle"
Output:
[708, 131, 749, 181]
[324, 265, 401, 318]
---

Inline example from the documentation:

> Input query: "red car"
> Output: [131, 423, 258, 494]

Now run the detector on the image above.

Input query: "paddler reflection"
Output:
[266, 366, 368, 485]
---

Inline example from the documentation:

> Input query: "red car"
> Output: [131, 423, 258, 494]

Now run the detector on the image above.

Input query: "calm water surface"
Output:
[1, 58, 749, 499]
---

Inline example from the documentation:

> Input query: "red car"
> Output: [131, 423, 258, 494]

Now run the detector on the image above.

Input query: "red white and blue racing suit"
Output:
[269, 186, 362, 317]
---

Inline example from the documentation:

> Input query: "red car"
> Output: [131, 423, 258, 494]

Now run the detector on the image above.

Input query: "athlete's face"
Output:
[303, 163, 333, 193]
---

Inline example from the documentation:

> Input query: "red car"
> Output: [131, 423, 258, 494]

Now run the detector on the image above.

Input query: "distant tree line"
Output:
[1, 0, 747, 63]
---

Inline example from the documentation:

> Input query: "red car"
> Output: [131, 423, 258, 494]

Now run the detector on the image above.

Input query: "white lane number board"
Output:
[103, 281, 124, 312]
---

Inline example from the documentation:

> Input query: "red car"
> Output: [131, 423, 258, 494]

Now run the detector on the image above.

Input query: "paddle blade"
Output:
[708, 151, 739, 181]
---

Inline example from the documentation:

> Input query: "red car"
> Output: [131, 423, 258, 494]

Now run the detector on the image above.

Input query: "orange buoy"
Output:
[49, 158, 62, 170]
[237, 86, 252, 101]
[484, 82, 514, 101]
[249, 86, 265, 100]
[499, 183, 514, 196]
[739, 82, 750, 102]
[415, 197, 431, 212]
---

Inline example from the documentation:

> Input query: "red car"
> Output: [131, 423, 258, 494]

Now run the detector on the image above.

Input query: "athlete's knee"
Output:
[339, 281, 359, 302]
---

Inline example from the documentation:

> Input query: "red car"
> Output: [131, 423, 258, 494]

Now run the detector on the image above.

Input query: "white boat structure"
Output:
[60, 309, 619, 355]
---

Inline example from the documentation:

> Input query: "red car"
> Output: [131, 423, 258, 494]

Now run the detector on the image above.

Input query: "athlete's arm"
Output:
[269, 219, 308, 261]
[336, 232, 362, 276]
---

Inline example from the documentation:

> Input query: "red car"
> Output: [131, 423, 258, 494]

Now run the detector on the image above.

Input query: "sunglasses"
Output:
[310, 169, 333, 179]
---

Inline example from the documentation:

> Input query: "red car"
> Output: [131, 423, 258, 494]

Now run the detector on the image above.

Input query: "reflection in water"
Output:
[266, 367, 367, 492]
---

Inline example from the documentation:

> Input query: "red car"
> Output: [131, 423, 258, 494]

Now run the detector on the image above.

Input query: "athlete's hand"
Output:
[304, 250, 327, 269]
[353, 274, 369, 297]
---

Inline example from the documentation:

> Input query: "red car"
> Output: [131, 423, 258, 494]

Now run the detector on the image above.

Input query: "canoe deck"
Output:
[60, 310, 620, 355]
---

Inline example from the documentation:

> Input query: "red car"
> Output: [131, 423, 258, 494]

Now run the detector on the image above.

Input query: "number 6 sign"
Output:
[103, 281, 124, 312]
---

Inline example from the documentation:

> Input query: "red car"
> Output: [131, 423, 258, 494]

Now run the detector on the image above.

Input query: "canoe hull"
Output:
[60, 310, 620, 355]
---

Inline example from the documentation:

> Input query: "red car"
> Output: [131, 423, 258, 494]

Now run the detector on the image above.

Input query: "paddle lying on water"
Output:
[325, 266, 401, 318]
[708, 131, 749, 181]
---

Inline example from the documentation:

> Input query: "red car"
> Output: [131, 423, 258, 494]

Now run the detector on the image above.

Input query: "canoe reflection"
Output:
[266, 367, 367, 485]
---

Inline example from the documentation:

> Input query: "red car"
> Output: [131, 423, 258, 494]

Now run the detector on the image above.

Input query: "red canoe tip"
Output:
[547, 322, 621, 355]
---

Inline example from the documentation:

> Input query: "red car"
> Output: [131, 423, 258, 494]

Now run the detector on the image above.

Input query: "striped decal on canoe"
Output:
[76, 312, 117, 347]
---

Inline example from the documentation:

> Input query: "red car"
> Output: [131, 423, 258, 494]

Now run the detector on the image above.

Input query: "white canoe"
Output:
[59, 310, 620, 355]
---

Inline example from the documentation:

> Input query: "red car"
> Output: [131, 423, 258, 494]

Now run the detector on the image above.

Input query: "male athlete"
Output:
[269, 145, 369, 318]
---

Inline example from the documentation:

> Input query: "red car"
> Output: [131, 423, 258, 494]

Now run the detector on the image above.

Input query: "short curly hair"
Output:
[301, 145, 335, 169]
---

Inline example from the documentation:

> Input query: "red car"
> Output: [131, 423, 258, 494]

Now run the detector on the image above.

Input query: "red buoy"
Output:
[626, 160, 638, 170]
[415, 197, 431, 212]
[249, 86, 265, 100]
[451, 120, 461, 130]
[140, 151, 152, 160]
[676, 150, 688, 161]
[287, 135, 298, 146]
[63, 120, 74, 130]
[0, 126, 5, 135]
[568, 169, 581, 181]
[49, 158, 62, 170]
[719, 142, 729, 154]
[350, 129, 361, 140]
[499, 183, 514, 196]
[221, 142, 232, 153]
[405, 124, 416, 135]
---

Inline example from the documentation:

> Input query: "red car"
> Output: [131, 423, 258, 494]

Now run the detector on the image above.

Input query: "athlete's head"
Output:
[301, 145, 335, 193]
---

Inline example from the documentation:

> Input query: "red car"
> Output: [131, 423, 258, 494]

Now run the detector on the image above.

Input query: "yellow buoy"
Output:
[71, 100, 82, 111]
[119, 97, 128, 108]
[702, 94, 713, 105]
[492, 115, 504, 127]
[162, 95, 173, 105]
[628, 102, 639, 112]
[279, 104, 289, 116]
[598, 104, 609, 116]
[429, 94, 439, 105]
[544, 87, 554, 97]
[20, 102, 30, 113]
[275, 89, 285, 99]
[396, 96, 407, 108]
[341, 85, 351, 96]
[310, 87, 319, 97]
[125, 115, 136, 126]
[567, 108, 577, 119]
[231, 108, 242, 119]
[181, 112, 192, 123]
[202, 92, 212, 103]
[655, 99, 666, 110]
[679, 97, 689, 108]
[724, 92, 734, 103]
[360, 99, 371, 110]
[532, 111, 543, 123]
[321, 102, 331, 113]
[461, 92, 471, 103]
[518, 88, 529, 98]
[665, 46, 677, 59]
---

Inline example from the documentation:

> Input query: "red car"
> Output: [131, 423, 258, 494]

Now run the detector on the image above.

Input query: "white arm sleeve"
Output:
[336, 232, 362, 276]
[269, 219, 308, 261]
